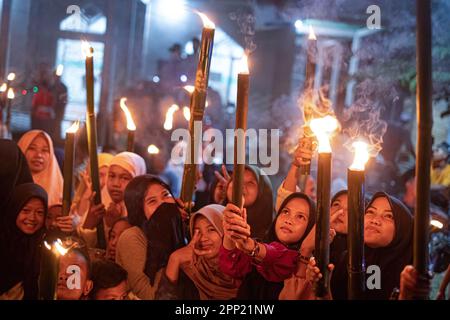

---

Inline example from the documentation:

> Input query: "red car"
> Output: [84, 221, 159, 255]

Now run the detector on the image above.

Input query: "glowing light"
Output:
[147, 144, 160, 155]
[120, 98, 137, 131]
[349, 141, 370, 171]
[183, 106, 191, 121]
[153, 76, 160, 83]
[238, 55, 249, 74]
[7, 73, 16, 81]
[197, 12, 215, 29]
[7, 88, 14, 100]
[54, 240, 69, 256]
[56, 64, 64, 76]
[0, 83, 7, 92]
[310, 116, 338, 153]
[158, 0, 186, 23]
[184, 85, 194, 94]
[308, 25, 317, 40]
[81, 40, 94, 58]
[294, 19, 303, 30]
[66, 121, 80, 134]
[164, 104, 180, 131]
[430, 219, 443, 229]
[180, 74, 188, 83]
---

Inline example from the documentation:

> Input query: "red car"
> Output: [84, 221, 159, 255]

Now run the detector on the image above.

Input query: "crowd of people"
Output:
[1, 128, 449, 300]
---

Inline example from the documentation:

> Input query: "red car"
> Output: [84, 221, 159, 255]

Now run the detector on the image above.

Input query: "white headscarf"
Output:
[18, 130, 63, 206]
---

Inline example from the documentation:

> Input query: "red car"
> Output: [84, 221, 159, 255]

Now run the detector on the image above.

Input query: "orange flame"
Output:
[238, 55, 249, 74]
[7, 88, 14, 100]
[310, 115, 338, 153]
[120, 98, 137, 131]
[308, 25, 317, 40]
[197, 12, 215, 29]
[147, 144, 160, 155]
[164, 104, 180, 130]
[184, 85, 195, 94]
[349, 141, 370, 171]
[0, 83, 6, 92]
[81, 41, 94, 58]
[183, 106, 191, 121]
[66, 121, 80, 134]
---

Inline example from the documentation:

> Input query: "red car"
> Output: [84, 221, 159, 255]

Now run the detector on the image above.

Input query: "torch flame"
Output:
[197, 12, 215, 29]
[44, 241, 52, 250]
[308, 25, 317, 40]
[238, 55, 249, 74]
[184, 85, 195, 94]
[0, 83, 6, 92]
[349, 141, 370, 171]
[430, 219, 443, 229]
[183, 106, 191, 121]
[81, 40, 94, 58]
[54, 240, 69, 256]
[164, 104, 180, 131]
[147, 144, 160, 155]
[310, 115, 338, 153]
[120, 98, 136, 131]
[7, 73, 16, 81]
[56, 64, 64, 76]
[7, 88, 14, 99]
[66, 121, 80, 134]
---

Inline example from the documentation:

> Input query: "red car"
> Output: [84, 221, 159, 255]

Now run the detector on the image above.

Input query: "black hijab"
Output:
[237, 192, 316, 300]
[237, 165, 274, 240]
[124, 175, 185, 285]
[0, 183, 47, 299]
[331, 192, 413, 300]
[0, 139, 33, 209]
[329, 190, 348, 265]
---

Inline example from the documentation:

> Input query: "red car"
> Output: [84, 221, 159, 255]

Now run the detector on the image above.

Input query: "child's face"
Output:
[57, 251, 92, 300]
[107, 165, 133, 203]
[46, 206, 62, 231]
[364, 197, 395, 248]
[193, 216, 222, 259]
[330, 194, 348, 234]
[106, 220, 131, 260]
[25, 135, 50, 174]
[275, 198, 310, 246]
[226, 170, 258, 207]
[143, 183, 174, 220]
[94, 280, 129, 300]
[16, 198, 45, 235]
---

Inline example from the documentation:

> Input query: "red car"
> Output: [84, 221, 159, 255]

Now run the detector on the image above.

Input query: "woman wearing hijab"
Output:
[225, 165, 274, 239]
[158, 204, 240, 300]
[320, 192, 413, 300]
[0, 139, 33, 208]
[17, 130, 63, 207]
[115, 175, 185, 299]
[0, 183, 47, 300]
[329, 190, 349, 265]
[220, 192, 316, 300]
[80, 152, 146, 248]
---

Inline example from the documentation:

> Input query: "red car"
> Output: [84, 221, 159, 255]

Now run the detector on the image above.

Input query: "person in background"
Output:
[18, 130, 63, 207]
[90, 259, 132, 300]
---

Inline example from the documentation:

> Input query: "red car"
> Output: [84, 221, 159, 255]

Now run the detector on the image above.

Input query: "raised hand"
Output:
[213, 165, 231, 204]
[83, 192, 105, 230]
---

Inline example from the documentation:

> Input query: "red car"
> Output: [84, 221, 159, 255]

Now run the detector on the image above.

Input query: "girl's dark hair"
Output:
[89, 260, 128, 299]
[108, 217, 130, 239]
[265, 192, 316, 250]
[124, 175, 175, 227]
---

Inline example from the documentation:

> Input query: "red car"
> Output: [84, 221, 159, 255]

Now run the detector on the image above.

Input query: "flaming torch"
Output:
[39, 239, 69, 300]
[310, 115, 338, 298]
[180, 12, 215, 213]
[347, 141, 369, 300]
[120, 98, 136, 152]
[164, 104, 180, 131]
[82, 40, 105, 248]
